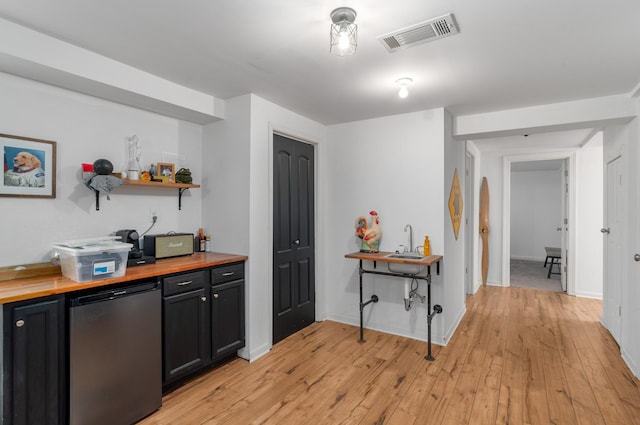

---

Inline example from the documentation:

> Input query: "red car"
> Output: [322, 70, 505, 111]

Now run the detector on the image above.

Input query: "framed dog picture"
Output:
[157, 162, 175, 183]
[1, 134, 56, 198]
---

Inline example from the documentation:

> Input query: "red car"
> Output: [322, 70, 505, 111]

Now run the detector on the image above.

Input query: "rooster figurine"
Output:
[355, 210, 382, 252]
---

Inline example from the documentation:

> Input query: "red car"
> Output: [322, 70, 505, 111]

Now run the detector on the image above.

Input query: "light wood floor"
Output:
[139, 286, 640, 424]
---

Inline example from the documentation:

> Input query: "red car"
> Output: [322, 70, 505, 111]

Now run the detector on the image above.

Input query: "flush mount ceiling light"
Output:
[330, 7, 357, 56]
[396, 78, 413, 98]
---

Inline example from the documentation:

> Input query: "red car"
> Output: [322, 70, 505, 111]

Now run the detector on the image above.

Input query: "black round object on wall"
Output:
[93, 159, 114, 175]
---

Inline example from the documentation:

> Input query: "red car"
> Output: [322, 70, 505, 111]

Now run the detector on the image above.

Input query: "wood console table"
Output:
[345, 251, 443, 360]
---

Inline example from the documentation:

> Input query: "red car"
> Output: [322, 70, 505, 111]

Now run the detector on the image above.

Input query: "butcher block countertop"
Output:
[0, 252, 247, 304]
[345, 251, 443, 266]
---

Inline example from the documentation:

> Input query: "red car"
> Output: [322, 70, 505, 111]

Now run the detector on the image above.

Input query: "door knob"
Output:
[635, 254, 640, 262]
[293, 239, 300, 245]
[601, 228, 610, 234]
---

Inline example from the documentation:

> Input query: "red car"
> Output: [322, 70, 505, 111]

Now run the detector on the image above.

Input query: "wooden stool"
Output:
[544, 247, 561, 279]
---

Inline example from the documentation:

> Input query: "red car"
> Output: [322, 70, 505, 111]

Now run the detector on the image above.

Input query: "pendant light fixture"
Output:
[330, 7, 357, 56]
[396, 78, 413, 98]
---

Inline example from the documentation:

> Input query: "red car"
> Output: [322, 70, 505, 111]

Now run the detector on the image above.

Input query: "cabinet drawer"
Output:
[163, 270, 206, 296]
[211, 262, 244, 285]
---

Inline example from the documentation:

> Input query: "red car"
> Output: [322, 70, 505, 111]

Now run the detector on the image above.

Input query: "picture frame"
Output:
[1, 133, 56, 198]
[156, 162, 175, 183]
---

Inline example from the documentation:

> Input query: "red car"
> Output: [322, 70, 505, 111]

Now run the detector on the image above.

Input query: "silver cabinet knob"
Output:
[635, 254, 640, 262]
[15, 319, 24, 328]
[201, 297, 207, 302]
[293, 240, 300, 245]
[213, 293, 219, 299]
[601, 228, 610, 234]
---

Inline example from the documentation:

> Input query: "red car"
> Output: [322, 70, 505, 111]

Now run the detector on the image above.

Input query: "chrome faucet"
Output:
[404, 224, 413, 253]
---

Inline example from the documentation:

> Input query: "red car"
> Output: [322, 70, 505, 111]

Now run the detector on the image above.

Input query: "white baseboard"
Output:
[242, 342, 271, 363]
[325, 313, 447, 346]
[574, 290, 603, 300]
[442, 305, 466, 346]
[622, 345, 640, 380]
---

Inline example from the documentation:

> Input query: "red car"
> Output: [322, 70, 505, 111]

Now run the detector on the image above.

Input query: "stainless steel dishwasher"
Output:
[69, 281, 162, 425]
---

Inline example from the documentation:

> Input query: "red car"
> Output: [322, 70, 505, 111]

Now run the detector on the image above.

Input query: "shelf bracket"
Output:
[178, 188, 188, 210]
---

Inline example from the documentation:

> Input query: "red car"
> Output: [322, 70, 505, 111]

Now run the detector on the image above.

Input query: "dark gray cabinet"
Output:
[162, 270, 210, 385]
[3, 295, 65, 425]
[211, 262, 245, 359]
[161, 262, 245, 386]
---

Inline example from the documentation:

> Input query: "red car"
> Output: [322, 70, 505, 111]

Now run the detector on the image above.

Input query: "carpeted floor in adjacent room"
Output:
[510, 259, 563, 292]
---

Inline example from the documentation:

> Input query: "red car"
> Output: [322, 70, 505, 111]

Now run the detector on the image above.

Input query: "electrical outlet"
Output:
[150, 209, 158, 223]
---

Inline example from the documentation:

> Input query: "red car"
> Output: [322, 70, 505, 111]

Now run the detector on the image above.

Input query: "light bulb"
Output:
[396, 78, 412, 99]
[338, 25, 350, 50]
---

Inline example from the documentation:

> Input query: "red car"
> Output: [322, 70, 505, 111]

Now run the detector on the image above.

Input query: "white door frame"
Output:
[501, 150, 577, 295]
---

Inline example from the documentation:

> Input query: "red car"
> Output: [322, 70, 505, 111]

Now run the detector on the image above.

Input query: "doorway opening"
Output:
[509, 159, 566, 292]
[501, 151, 576, 294]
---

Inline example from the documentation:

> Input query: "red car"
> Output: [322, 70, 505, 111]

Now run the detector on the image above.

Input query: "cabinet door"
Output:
[211, 280, 245, 359]
[4, 296, 65, 425]
[163, 287, 210, 384]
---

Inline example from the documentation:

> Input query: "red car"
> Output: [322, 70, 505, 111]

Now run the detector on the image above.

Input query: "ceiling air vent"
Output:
[377, 13, 459, 53]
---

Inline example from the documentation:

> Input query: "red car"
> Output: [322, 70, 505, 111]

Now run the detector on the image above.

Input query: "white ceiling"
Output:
[1, 1, 639, 125]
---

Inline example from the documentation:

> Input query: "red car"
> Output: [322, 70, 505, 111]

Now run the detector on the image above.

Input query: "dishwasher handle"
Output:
[70, 281, 159, 306]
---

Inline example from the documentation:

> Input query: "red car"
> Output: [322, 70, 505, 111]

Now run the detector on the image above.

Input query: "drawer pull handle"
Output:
[213, 293, 219, 299]
[222, 272, 235, 277]
[177, 280, 193, 286]
[16, 319, 25, 328]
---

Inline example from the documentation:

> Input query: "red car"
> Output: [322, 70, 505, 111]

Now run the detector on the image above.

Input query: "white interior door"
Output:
[465, 152, 475, 294]
[604, 155, 623, 344]
[560, 160, 568, 292]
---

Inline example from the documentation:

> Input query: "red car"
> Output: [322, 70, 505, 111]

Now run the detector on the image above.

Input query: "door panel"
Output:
[297, 258, 311, 305]
[604, 155, 623, 343]
[275, 263, 293, 314]
[273, 134, 315, 344]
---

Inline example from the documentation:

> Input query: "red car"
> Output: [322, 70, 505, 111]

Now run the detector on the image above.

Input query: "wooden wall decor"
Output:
[480, 176, 490, 285]
[448, 168, 463, 240]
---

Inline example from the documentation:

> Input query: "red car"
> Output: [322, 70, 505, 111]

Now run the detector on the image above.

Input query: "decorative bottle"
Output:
[126, 134, 142, 180]
[423, 236, 431, 256]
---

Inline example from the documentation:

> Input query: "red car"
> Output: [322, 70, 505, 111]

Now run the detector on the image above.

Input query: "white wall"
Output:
[443, 110, 467, 343]
[477, 153, 504, 286]
[510, 169, 562, 261]
[0, 72, 202, 267]
[325, 109, 461, 346]
[476, 136, 602, 297]
[202, 95, 251, 256]
[204, 94, 327, 361]
[575, 132, 604, 299]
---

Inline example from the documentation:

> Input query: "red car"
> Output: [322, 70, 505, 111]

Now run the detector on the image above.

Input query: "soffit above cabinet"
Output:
[0, 18, 225, 124]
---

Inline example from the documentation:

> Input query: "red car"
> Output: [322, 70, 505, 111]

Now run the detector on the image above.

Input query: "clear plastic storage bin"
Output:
[52, 238, 132, 282]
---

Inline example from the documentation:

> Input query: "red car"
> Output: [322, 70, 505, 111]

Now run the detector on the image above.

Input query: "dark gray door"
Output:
[273, 134, 315, 344]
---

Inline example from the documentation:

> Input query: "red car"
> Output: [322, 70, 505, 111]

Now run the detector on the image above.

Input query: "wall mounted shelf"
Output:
[123, 180, 201, 210]
[90, 179, 200, 211]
